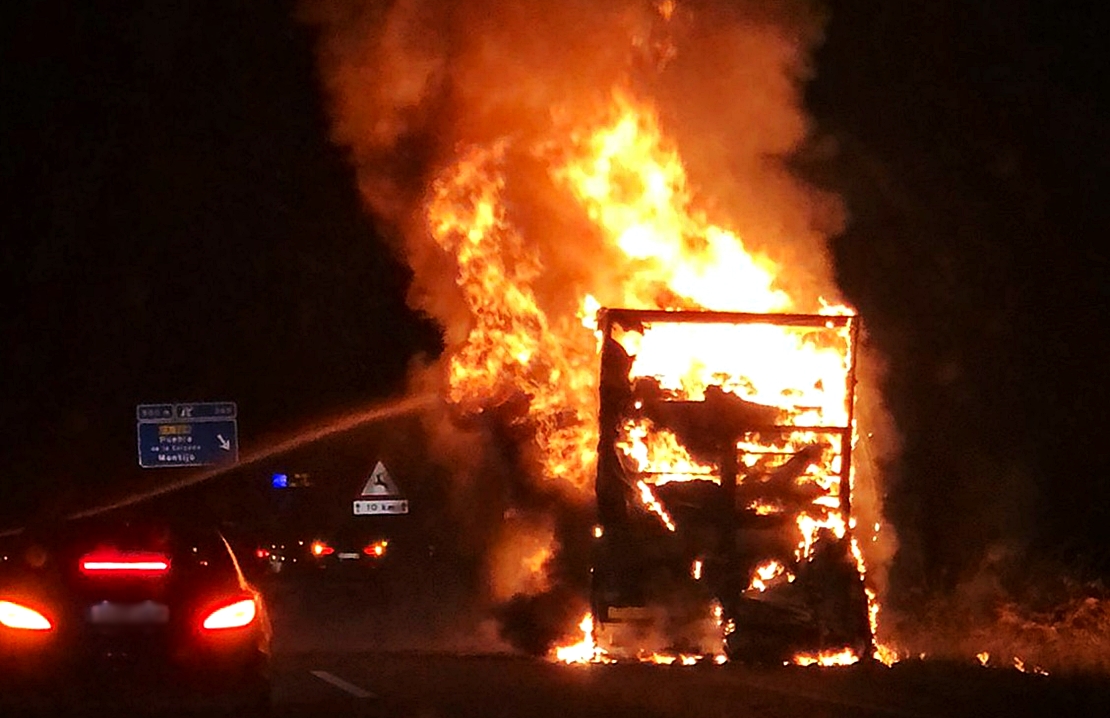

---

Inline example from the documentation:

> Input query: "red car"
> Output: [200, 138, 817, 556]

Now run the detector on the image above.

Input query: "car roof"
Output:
[21, 507, 226, 553]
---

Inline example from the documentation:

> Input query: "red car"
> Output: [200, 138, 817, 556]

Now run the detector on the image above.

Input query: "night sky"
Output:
[2, 0, 1108, 597]
[809, 0, 1110, 593]
[1, 1, 442, 522]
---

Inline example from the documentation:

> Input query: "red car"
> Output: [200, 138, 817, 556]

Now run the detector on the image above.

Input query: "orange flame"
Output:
[424, 88, 883, 662]
[636, 480, 676, 531]
[553, 613, 613, 664]
[748, 559, 794, 592]
[428, 143, 600, 494]
[554, 92, 792, 314]
[792, 647, 861, 667]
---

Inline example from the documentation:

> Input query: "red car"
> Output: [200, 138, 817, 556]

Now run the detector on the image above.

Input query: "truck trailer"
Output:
[590, 309, 872, 663]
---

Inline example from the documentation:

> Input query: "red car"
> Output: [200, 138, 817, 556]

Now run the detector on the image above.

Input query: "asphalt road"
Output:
[6, 569, 1109, 717]
[270, 650, 1110, 718]
[257, 574, 1110, 718]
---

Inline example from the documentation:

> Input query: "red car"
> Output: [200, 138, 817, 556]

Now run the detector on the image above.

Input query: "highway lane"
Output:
[5, 570, 1107, 717]
[269, 650, 1110, 718]
[257, 572, 1110, 718]
[14, 649, 1103, 718]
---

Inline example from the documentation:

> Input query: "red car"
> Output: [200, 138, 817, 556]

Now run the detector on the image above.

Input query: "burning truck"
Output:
[589, 308, 872, 664]
[304, 0, 892, 667]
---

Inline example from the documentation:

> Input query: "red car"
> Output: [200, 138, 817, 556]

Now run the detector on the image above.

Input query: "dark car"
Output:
[306, 523, 393, 576]
[0, 512, 272, 716]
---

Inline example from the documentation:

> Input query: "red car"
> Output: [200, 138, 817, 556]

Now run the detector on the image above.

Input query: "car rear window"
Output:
[42, 516, 237, 577]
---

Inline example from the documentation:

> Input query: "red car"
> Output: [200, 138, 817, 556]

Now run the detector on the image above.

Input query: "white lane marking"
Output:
[310, 669, 377, 699]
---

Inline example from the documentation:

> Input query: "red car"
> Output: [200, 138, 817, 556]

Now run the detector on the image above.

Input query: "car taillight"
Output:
[80, 550, 170, 576]
[362, 540, 388, 558]
[255, 548, 270, 559]
[201, 597, 257, 630]
[311, 541, 333, 557]
[0, 600, 52, 631]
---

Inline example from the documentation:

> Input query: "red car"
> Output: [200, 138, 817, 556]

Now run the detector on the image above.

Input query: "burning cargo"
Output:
[590, 308, 872, 664]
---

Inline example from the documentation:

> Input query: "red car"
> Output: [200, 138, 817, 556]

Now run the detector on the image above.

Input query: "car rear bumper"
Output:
[0, 634, 269, 712]
[312, 554, 389, 573]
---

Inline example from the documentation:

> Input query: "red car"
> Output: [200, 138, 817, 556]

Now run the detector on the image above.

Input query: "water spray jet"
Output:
[0, 393, 439, 535]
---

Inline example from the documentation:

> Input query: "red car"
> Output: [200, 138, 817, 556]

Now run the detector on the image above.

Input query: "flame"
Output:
[792, 647, 861, 667]
[424, 86, 881, 661]
[618, 419, 716, 485]
[711, 601, 729, 661]
[553, 613, 613, 664]
[874, 643, 901, 668]
[748, 559, 794, 592]
[1011, 657, 1049, 676]
[866, 587, 900, 666]
[616, 322, 852, 422]
[636, 480, 676, 531]
[525, 546, 553, 574]
[489, 522, 557, 601]
[555, 92, 791, 314]
[975, 653, 1048, 676]
[796, 511, 848, 561]
[428, 143, 600, 494]
[641, 652, 702, 666]
[747, 499, 783, 516]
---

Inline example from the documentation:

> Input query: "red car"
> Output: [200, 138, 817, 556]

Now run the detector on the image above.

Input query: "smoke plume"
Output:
[302, 0, 841, 297]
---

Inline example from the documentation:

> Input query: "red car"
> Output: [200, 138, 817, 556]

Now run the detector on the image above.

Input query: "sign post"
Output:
[136, 402, 239, 469]
[353, 461, 408, 515]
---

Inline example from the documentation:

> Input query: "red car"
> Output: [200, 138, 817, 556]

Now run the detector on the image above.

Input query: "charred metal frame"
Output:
[593, 308, 859, 624]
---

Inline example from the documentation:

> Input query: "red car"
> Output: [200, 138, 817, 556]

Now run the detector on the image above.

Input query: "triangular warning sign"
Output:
[360, 461, 402, 497]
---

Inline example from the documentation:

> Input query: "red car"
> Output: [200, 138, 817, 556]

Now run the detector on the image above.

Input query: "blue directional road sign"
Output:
[137, 402, 239, 469]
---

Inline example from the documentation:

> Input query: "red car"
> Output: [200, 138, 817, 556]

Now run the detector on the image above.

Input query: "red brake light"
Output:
[362, 540, 388, 557]
[80, 550, 170, 576]
[255, 548, 270, 559]
[311, 541, 333, 557]
[201, 597, 257, 630]
[0, 600, 53, 631]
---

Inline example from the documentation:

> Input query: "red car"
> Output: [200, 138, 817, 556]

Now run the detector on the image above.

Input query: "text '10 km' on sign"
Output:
[353, 461, 408, 515]
[353, 499, 409, 516]
[136, 402, 239, 469]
